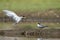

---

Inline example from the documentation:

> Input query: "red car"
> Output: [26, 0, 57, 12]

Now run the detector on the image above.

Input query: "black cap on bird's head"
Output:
[38, 23, 40, 24]
[22, 16, 25, 17]
[22, 16, 26, 18]
[19, 15, 26, 19]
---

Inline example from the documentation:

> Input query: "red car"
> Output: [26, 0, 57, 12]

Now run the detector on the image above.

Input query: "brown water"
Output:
[0, 36, 60, 40]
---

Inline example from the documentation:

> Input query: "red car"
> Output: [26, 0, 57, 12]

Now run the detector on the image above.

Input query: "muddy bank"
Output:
[0, 29, 60, 38]
[0, 17, 60, 22]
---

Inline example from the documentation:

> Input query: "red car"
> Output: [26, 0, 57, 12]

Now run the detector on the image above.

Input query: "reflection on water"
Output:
[37, 38, 43, 40]
[0, 36, 60, 40]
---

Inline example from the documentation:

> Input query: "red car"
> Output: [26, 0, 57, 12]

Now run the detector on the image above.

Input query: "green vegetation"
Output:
[0, 0, 60, 29]
[0, 0, 60, 11]
[0, 22, 60, 29]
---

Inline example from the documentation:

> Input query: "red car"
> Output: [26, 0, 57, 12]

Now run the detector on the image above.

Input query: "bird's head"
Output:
[22, 16, 26, 19]
[38, 23, 40, 24]
[19, 16, 26, 19]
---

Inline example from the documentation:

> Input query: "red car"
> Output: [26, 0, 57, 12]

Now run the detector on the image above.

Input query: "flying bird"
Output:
[2, 10, 26, 25]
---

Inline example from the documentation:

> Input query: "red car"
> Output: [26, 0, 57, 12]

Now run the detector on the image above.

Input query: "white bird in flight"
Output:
[2, 10, 26, 25]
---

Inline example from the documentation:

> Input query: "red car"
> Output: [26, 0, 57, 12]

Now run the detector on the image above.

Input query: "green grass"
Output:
[0, 0, 60, 29]
[0, 22, 60, 29]
[0, 0, 60, 11]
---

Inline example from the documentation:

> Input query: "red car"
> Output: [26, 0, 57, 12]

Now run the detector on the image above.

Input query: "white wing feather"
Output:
[3, 10, 23, 24]
[3, 10, 18, 17]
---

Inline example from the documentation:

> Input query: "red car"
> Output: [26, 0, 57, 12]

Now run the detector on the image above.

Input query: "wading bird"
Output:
[2, 10, 26, 25]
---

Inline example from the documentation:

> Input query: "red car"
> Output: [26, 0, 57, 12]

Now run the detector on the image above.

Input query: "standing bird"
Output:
[2, 10, 26, 25]
[37, 23, 48, 28]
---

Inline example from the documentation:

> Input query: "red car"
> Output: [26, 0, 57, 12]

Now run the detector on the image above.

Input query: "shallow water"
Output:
[0, 36, 60, 40]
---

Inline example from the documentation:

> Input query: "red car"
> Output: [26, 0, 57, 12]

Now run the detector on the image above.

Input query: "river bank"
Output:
[0, 29, 60, 38]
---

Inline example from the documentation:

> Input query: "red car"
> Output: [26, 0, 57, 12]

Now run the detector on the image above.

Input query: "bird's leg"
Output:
[13, 23, 17, 26]
[12, 23, 18, 30]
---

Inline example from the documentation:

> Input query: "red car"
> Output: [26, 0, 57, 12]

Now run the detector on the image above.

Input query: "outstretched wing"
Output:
[3, 10, 18, 17]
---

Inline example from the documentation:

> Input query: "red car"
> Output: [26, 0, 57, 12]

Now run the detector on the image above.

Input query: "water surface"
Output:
[0, 36, 60, 40]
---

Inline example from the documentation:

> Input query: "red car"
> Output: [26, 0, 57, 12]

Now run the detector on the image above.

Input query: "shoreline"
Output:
[0, 29, 60, 38]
